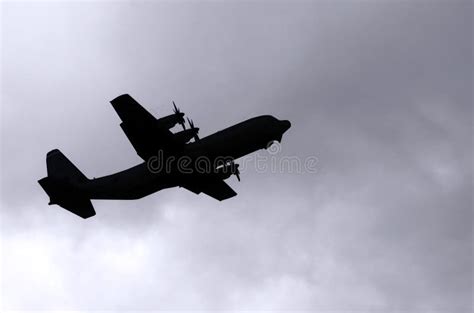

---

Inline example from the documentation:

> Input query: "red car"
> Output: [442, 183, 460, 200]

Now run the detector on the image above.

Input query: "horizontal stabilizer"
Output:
[38, 177, 96, 219]
[39, 149, 95, 219]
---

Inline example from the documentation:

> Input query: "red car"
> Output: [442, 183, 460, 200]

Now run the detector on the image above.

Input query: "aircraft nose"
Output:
[280, 120, 291, 132]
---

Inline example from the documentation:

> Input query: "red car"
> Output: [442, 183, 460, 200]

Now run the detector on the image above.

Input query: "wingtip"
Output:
[110, 93, 131, 104]
[46, 149, 61, 156]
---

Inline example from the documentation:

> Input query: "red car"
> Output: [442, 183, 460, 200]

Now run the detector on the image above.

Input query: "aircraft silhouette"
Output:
[38, 94, 291, 218]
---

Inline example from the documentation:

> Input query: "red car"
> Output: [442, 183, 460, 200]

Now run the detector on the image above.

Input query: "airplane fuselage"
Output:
[81, 115, 290, 200]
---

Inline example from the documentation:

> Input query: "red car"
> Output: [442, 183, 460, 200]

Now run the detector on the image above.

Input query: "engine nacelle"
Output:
[215, 163, 239, 180]
[156, 113, 185, 129]
[174, 128, 199, 144]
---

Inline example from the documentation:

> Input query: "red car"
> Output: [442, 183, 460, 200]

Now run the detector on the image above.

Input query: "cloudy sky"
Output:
[1, 0, 472, 311]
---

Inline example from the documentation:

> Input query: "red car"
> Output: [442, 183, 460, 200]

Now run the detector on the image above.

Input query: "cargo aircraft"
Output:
[38, 94, 291, 218]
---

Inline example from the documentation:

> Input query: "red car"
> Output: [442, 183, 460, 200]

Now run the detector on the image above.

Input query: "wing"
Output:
[110, 94, 156, 125]
[182, 179, 237, 201]
[110, 94, 173, 160]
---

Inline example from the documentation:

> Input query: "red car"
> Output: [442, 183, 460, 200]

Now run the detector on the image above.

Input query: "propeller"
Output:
[187, 117, 200, 141]
[230, 161, 240, 182]
[172, 101, 186, 130]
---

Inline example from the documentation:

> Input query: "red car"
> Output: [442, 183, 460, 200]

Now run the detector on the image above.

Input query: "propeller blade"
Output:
[172, 101, 179, 114]
[186, 117, 199, 141]
[230, 162, 240, 182]
[187, 117, 194, 129]
[172, 101, 186, 130]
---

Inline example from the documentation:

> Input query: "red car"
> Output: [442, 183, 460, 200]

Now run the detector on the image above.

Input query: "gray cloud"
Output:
[1, 1, 472, 311]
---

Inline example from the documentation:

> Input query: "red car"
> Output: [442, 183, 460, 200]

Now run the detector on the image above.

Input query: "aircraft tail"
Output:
[38, 149, 96, 219]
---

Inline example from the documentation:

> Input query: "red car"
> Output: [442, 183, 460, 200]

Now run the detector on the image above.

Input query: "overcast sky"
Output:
[1, 1, 472, 311]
